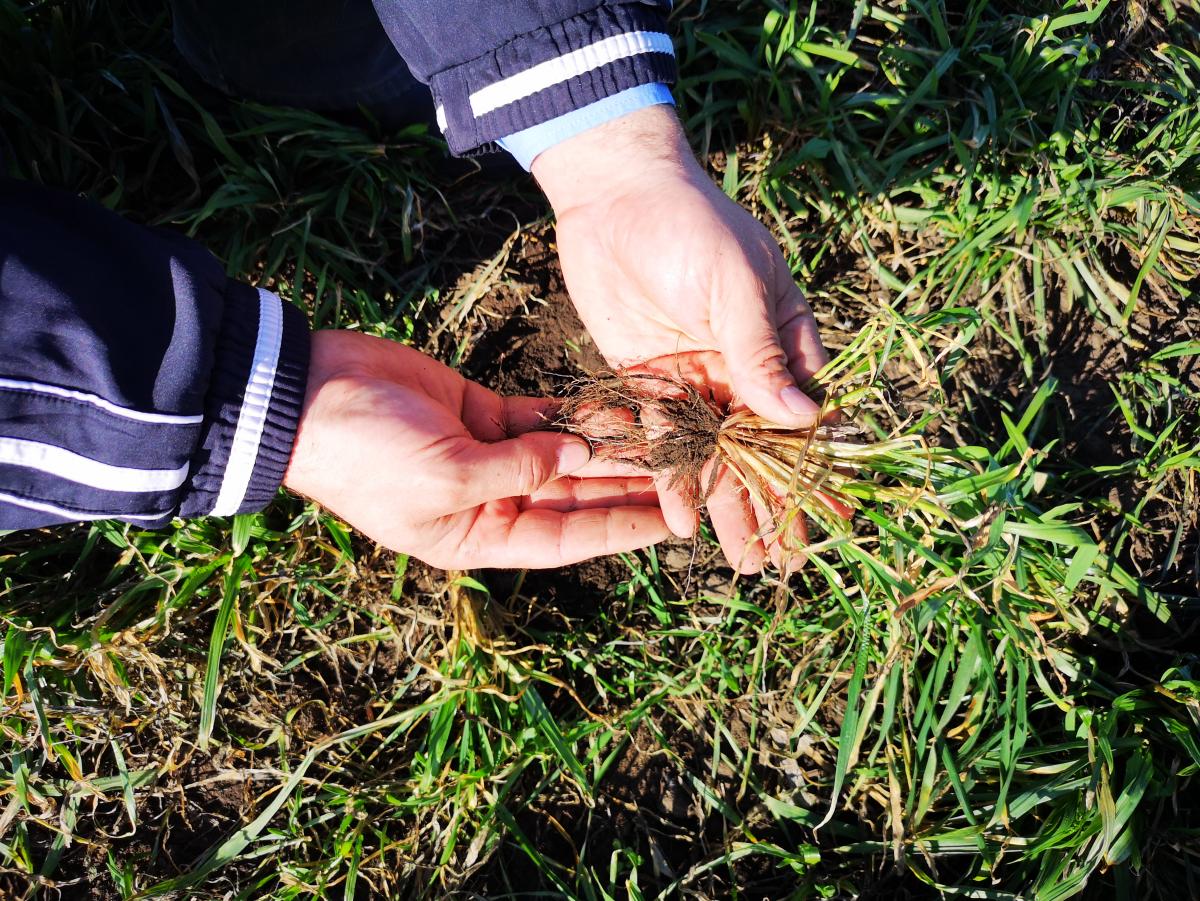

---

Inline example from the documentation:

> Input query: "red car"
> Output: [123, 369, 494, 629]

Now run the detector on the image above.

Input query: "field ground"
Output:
[1, 0, 1199, 898]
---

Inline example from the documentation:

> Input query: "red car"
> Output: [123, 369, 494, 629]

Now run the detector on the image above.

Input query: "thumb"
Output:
[716, 292, 820, 427]
[454, 432, 592, 505]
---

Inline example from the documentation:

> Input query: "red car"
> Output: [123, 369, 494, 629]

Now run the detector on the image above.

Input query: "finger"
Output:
[636, 395, 703, 538]
[780, 509, 810, 576]
[468, 505, 671, 569]
[467, 393, 655, 479]
[522, 477, 659, 512]
[654, 472, 700, 539]
[703, 461, 765, 574]
[750, 494, 784, 572]
[572, 456, 655, 479]
[753, 462, 814, 568]
[461, 385, 558, 442]
[563, 401, 637, 439]
[814, 489, 855, 521]
[625, 355, 735, 409]
[452, 432, 592, 506]
[753, 496, 809, 576]
[500, 394, 562, 434]
[776, 283, 830, 386]
[713, 274, 822, 428]
[558, 405, 653, 473]
[491, 396, 656, 478]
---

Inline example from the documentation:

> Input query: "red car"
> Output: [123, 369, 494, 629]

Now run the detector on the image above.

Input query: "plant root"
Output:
[556, 372, 725, 500]
[554, 370, 872, 542]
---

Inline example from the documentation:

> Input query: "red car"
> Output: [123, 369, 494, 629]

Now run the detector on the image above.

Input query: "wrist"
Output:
[282, 330, 365, 501]
[531, 104, 699, 213]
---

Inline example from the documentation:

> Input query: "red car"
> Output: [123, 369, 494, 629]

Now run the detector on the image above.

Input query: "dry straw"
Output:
[551, 314, 1150, 627]
[554, 322, 966, 560]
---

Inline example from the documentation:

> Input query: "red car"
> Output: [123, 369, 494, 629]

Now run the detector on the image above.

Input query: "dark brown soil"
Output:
[11, 222, 1194, 899]
[560, 373, 725, 496]
[78, 759, 250, 898]
[469, 719, 798, 898]
[450, 222, 1200, 896]
[449, 226, 607, 398]
[8, 148, 1196, 901]
[950, 289, 1200, 598]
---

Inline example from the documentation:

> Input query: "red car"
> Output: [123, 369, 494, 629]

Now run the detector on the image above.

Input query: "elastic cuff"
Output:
[498, 82, 675, 170]
[430, 5, 677, 156]
[179, 286, 310, 518]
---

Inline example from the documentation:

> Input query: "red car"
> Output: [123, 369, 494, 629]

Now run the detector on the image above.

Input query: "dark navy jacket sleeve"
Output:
[370, 1, 676, 156]
[0, 177, 309, 530]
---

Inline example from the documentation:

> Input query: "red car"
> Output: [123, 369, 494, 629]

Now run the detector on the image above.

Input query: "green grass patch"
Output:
[1, 0, 1198, 898]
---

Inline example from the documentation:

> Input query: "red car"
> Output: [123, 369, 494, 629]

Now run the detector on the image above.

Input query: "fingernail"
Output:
[555, 439, 592, 475]
[780, 386, 819, 419]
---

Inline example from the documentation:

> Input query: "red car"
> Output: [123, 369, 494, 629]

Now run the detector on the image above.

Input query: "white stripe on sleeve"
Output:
[0, 436, 189, 492]
[209, 289, 283, 517]
[0, 490, 168, 522]
[469, 31, 674, 118]
[0, 378, 203, 425]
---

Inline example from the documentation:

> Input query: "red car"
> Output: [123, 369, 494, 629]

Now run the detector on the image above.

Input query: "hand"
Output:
[283, 331, 671, 569]
[532, 106, 831, 572]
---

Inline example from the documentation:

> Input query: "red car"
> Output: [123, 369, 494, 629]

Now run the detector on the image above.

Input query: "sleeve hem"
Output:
[429, 4, 677, 156]
[178, 286, 310, 518]
[231, 293, 308, 515]
[497, 82, 675, 170]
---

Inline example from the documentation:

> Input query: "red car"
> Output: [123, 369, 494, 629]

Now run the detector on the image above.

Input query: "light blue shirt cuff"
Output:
[497, 83, 676, 170]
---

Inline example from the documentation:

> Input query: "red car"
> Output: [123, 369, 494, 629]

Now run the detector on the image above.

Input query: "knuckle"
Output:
[745, 336, 791, 381]
[513, 450, 552, 495]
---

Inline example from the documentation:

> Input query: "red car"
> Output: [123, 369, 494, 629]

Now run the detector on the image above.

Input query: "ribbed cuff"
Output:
[430, 4, 677, 156]
[498, 82, 675, 169]
[179, 285, 310, 518]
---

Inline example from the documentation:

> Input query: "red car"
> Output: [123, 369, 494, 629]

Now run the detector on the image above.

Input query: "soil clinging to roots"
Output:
[553, 368, 896, 545]
[557, 372, 725, 495]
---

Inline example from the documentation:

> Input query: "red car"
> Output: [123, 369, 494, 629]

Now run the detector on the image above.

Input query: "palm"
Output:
[553, 177, 830, 572]
[284, 332, 669, 570]
[554, 174, 827, 403]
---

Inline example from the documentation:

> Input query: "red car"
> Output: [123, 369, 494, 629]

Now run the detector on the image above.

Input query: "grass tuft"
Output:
[0, 0, 1197, 898]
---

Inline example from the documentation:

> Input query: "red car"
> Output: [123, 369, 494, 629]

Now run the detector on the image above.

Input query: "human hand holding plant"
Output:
[532, 105, 833, 571]
[283, 331, 670, 569]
